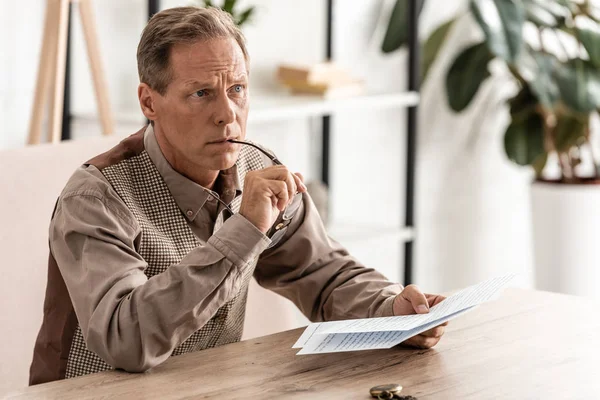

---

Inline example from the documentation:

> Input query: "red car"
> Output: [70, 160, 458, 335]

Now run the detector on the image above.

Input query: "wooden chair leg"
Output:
[27, 0, 60, 145]
[46, 1, 61, 144]
[48, 0, 71, 144]
[79, 0, 114, 136]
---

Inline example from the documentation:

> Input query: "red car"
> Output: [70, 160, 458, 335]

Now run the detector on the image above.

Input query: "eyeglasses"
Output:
[211, 140, 304, 227]
[228, 139, 284, 166]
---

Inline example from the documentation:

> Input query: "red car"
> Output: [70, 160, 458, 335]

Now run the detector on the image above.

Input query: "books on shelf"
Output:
[277, 62, 346, 84]
[276, 62, 365, 99]
[287, 80, 365, 99]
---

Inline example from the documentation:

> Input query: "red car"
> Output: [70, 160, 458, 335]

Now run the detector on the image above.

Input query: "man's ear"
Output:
[138, 83, 159, 122]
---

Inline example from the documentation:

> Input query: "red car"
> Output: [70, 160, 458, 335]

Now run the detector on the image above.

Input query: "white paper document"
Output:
[294, 274, 515, 355]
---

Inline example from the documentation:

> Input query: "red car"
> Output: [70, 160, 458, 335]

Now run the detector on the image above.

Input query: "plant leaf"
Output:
[576, 26, 600, 68]
[470, 0, 525, 64]
[422, 17, 456, 82]
[585, 5, 600, 23]
[523, 0, 557, 27]
[531, 152, 548, 178]
[522, 0, 570, 27]
[381, 0, 425, 53]
[446, 42, 494, 112]
[223, 0, 236, 14]
[555, 59, 600, 113]
[509, 84, 536, 116]
[503, 112, 545, 166]
[554, 0, 578, 13]
[533, 53, 560, 109]
[554, 113, 586, 152]
[237, 7, 254, 26]
[203, 0, 213, 7]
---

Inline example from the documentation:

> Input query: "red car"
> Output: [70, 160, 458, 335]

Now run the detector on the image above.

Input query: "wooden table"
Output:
[6, 288, 600, 399]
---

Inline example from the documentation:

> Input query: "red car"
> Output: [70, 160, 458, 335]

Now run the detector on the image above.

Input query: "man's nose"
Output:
[213, 94, 236, 126]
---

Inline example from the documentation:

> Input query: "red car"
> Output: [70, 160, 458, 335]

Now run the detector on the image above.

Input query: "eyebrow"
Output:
[182, 75, 248, 89]
[182, 80, 214, 89]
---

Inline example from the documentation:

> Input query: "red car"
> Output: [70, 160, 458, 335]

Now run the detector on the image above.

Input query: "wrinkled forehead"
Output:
[170, 38, 248, 80]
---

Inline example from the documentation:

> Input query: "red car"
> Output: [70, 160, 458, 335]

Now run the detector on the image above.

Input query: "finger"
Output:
[264, 180, 289, 211]
[255, 165, 291, 180]
[419, 325, 446, 339]
[284, 172, 297, 204]
[423, 294, 448, 327]
[402, 335, 440, 349]
[419, 336, 441, 349]
[293, 172, 307, 193]
[401, 284, 429, 314]
[425, 294, 446, 307]
[254, 166, 297, 203]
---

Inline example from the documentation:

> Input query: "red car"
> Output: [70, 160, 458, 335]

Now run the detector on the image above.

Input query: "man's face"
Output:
[149, 38, 249, 172]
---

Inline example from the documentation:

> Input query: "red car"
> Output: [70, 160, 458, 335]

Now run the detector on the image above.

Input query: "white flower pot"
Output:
[531, 181, 600, 299]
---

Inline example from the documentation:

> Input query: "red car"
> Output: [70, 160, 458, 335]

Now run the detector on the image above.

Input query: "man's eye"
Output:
[195, 90, 206, 97]
[233, 85, 243, 93]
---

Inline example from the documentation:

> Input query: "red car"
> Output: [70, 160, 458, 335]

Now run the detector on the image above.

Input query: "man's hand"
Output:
[239, 166, 307, 234]
[393, 284, 447, 349]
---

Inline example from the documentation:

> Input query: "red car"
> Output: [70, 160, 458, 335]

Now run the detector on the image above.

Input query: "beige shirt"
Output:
[49, 126, 403, 370]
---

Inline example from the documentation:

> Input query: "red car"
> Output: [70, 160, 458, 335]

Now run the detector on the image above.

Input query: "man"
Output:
[30, 6, 447, 385]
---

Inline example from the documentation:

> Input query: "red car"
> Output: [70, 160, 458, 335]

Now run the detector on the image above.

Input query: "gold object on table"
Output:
[370, 383, 403, 399]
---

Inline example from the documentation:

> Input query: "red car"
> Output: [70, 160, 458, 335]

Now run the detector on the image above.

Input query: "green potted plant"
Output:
[195, 0, 255, 26]
[383, 0, 600, 298]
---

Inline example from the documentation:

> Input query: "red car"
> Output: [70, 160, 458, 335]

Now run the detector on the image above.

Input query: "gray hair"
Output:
[137, 6, 249, 95]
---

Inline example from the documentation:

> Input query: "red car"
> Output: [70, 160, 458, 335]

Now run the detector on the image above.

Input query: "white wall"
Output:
[1, 0, 534, 294]
[414, 3, 535, 292]
[0, 2, 45, 149]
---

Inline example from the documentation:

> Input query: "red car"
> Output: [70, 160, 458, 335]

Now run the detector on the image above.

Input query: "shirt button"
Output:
[207, 195, 214, 202]
[186, 210, 193, 217]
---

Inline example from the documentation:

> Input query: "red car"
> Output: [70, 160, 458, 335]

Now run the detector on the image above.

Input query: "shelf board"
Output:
[71, 91, 420, 126]
[326, 223, 414, 244]
[248, 91, 420, 124]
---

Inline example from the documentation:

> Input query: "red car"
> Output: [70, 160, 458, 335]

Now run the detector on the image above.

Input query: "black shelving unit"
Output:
[61, 2, 74, 141]
[321, 0, 333, 187]
[404, 0, 420, 285]
[148, 0, 159, 19]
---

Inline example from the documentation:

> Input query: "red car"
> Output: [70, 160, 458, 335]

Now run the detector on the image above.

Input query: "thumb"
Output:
[402, 285, 430, 314]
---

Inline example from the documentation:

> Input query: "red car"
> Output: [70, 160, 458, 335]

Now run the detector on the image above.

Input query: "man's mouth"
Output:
[209, 138, 237, 144]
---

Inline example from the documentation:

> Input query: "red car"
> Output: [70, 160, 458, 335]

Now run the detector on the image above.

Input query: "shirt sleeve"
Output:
[51, 169, 270, 373]
[253, 191, 403, 322]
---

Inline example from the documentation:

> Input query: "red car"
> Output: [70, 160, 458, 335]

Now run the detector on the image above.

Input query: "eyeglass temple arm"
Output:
[227, 139, 283, 166]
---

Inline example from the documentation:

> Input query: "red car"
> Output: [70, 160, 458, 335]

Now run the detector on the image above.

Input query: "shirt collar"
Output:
[143, 125, 242, 221]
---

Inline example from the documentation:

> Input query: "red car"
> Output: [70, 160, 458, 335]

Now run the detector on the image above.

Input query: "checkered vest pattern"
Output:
[64, 145, 265, 379]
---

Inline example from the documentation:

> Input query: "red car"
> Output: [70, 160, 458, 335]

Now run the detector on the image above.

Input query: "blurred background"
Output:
[2, 0, 600, 392]
[1, 0, 542, 290]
